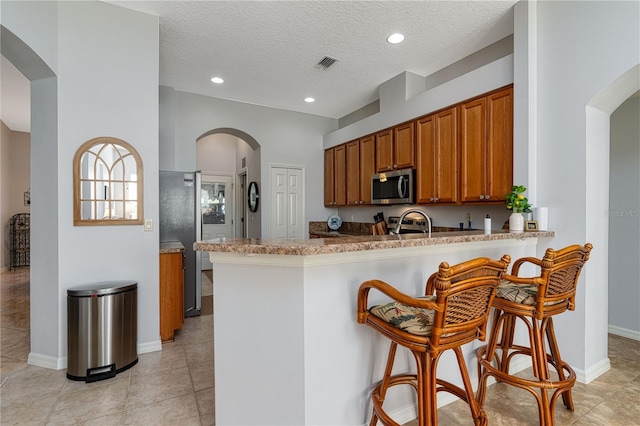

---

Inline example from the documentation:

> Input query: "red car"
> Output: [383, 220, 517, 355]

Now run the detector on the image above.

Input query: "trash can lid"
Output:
[67, 280, 137, 297]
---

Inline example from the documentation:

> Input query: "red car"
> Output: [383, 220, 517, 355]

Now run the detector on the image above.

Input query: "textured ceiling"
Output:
[1, 0, 517, 132]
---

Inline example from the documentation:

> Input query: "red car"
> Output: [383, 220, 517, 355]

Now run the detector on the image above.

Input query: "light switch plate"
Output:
[144, 218, 153, 231]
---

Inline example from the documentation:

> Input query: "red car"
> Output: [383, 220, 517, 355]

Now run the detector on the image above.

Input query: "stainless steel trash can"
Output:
[67, 281, 138, 382]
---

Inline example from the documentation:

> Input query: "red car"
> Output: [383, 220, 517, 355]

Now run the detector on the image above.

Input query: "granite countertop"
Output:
[160, 241, 185, 253]
[194, 230, 555, 256]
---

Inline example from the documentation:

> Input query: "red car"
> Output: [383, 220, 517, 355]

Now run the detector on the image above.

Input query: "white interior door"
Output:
[269, 166, 304, 240]
[201, 175, 234, 269]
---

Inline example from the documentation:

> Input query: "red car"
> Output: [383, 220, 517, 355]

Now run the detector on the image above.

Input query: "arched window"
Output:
[73, 137, 143, 225]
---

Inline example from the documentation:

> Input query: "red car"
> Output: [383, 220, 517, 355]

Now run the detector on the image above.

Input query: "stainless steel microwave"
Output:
[371, 168, 414, 205]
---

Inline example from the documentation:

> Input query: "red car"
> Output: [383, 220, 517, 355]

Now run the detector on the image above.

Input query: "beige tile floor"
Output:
[1, 268, 215, 425]
[2, 267, 639, 425]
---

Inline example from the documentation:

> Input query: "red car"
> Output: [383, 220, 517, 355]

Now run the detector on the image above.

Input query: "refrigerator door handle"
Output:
[195, 171, 202, 312]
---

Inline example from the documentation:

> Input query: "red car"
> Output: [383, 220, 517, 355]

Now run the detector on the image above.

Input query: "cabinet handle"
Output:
[485, 194, 491, 200]
[429, 197, 434, 202]
[479, 195, 485, 200]
[393, 164, 398, 168]
[434, 197, 439, 202]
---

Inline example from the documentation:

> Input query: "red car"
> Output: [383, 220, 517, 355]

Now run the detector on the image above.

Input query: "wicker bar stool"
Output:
[476, 243, 592, 425]
[357, 255, 511, 426]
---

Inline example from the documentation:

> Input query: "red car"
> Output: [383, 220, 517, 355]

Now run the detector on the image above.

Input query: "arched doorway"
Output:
[196, 128, 261, 240]
[585, 64, 640, 370]
[1, 25, 60, 368]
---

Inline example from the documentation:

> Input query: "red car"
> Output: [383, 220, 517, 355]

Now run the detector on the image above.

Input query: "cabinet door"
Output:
[334, 144, 347, 206]
[459, 98, 487, 202]
[324, 148, 335, 206]
[345, 140, 360, 206]
[375, 129, 393, 172]
[416, 115, 436, 203]
[487, 87, 513, 201]
[434, 107, 458, 203]
[393, 122, 415, 169]
[160, 252, 184, 342]
[359, 135, 376, 205]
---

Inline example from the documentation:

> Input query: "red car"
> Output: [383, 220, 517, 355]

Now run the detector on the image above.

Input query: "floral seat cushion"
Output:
[369, 296, 436, 336]
[496, 280, 565, 306]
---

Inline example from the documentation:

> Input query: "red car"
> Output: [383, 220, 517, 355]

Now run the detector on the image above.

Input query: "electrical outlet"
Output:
[144, 218, 153, 231]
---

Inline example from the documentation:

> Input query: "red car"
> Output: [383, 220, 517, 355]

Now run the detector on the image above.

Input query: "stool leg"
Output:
[371, 342, 399, 426]
[453, 346, 487, 426]
[545, 318, 574, 411]
[413, 351, 433, 426]
[477, 309, 506, 405]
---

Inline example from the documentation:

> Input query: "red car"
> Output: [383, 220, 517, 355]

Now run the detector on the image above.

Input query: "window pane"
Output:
[96, 201, 107, 219]
[125, 201, 138, 220]
[96, 181, 109, 200]
[80, 180, 93, 199]
[111, 160, 124, 181]
[125, 183, 137, 200]
[201, 182, 225, 224]
[123, 155, 136, 180]
[111, 182, 124, 201]
[81, 201, 94, 220]
[88, 143, 104, 155]
[111, 201, 124, 219]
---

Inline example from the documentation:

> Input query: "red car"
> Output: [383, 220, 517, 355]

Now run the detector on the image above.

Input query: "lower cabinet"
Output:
[160, 251, 185, 342]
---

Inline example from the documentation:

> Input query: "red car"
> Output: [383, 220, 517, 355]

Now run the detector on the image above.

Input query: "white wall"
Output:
[534, 0, 639, 377]
[196, 133, 238, 175]
[2, 1, 162, 366]
[608, 93, 640, 337]
[160, 88, 337, 238]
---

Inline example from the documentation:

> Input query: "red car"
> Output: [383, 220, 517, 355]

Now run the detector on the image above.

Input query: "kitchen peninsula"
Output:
[195, 230, 554, 425]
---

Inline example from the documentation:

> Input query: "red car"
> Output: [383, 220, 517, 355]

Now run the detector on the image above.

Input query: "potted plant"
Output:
[505, 185, 532, 232]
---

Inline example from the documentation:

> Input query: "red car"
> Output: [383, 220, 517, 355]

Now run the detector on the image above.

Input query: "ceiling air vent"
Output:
[315, 56, 340, 71]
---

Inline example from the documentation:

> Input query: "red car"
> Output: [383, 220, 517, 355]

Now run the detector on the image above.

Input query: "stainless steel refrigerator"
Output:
[159, 171, 202, 317]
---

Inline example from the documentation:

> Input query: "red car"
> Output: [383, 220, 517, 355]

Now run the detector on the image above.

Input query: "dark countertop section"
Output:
[160, 241, 185, 253]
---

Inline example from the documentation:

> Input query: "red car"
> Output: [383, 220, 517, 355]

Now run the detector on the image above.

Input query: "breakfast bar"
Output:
[195, 230, 554, 426]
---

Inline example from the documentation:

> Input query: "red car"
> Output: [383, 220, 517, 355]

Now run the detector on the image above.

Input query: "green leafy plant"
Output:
[505, 185, 532, 213]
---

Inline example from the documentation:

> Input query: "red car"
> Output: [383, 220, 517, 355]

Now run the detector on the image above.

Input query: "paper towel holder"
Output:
[525, 220, 539, 231]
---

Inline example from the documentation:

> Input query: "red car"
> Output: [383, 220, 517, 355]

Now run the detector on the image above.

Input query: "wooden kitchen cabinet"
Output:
[324, 145, 346, 206]
[359, 135, 376, 205]
[416, 107, 458, 204]
[375, 122, 415, 172]
[324, 148, 335, 206]
[345, 135, 376, 205]
[345, 140, 360, 205]
[460, 86, 513, 203]
[160, 251, 185, 342]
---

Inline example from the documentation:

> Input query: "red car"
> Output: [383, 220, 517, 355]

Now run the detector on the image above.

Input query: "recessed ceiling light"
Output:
[211, 77, 224, 84]
[387, 33, 405, 44]
[304, 97, 315, 103]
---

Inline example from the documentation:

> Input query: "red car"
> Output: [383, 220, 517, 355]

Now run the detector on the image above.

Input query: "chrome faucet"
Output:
[392, 208, 432, 238]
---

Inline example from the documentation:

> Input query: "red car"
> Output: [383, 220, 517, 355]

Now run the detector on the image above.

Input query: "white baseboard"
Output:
[28, 352, 66, 370]
[575, 357, 611, 384]
[138, 340, 162, 354]
[27, 340, 162, 371]
[608, 324, 640, 341]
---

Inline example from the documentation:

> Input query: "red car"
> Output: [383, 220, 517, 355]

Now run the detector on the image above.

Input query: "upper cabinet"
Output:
[345, 140, 360, 206]
[460, 86, 513, 203]
[325, 85, 513, 208]
[323, 148, 335, 207]
[416, 106, 458, 204]
[345, 135, 376, 206]
[376, 122, 415, 172]
[359, 135, 376, 205]
[324, 145, 347, 207]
